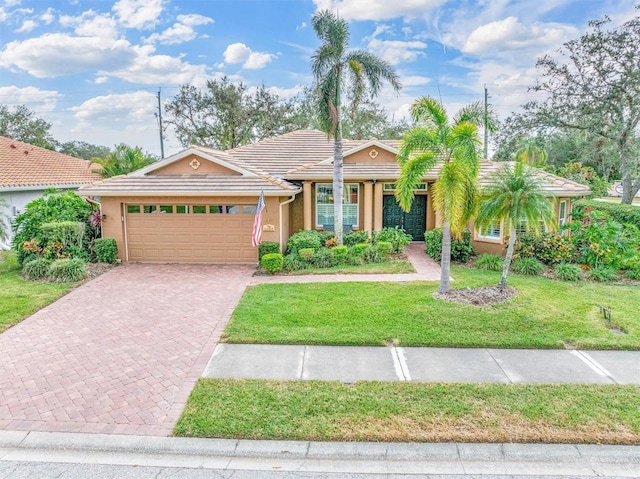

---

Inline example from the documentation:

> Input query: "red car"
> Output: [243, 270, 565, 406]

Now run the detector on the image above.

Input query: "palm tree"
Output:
[311, 10, 401, 245]
[90, 144, 155, 178]
[515, 139, 548, 167]
[396, 97, 485, 293]
[476, 161, 556, 288]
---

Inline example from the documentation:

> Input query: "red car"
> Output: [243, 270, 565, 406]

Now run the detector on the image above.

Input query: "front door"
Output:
[382, 195, 427, 241]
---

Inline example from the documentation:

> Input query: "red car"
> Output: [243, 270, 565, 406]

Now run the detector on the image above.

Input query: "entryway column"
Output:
[373, 182, 383, 231]
[363, 181, 373, 233]
[303, 181, 313, 230]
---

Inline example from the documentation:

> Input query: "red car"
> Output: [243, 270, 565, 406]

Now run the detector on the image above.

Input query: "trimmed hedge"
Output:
[260, 253, 284, 274]
[285, 230, 323, 255]
[94, 238, 118, 264]
[572, 200, 640, 229]
[258, 241, 280, 260]
[424, 228, 474, 263]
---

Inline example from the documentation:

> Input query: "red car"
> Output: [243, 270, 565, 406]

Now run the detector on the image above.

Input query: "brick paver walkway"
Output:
[0, 263, 253, 436]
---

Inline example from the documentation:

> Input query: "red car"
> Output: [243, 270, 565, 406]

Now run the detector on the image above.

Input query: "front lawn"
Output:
[175, 379, 640, 444]
[224, 266, 640, 349]
[0, 251, 78, 333]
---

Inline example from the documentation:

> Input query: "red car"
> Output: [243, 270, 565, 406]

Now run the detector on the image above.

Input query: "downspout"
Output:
[279, 194, 297, 253]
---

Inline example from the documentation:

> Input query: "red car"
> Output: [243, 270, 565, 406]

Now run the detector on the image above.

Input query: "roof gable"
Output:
[318, 139, 399, 165]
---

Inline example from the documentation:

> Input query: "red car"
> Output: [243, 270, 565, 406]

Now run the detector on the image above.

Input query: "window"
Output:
[159, 205, 173, 214]
[559, 201, 567, 226]
[209, 205, 223, 214]
[127, 205, 140, 214]
[517, 220, 547, 235]
[176, 205, 189, 214]
[316, 183, 359, 227]
[383, 183, 426, 191]
[143, 205, 157, 214]
[192, 205, 206, 214]
[242, 205, 257, 214]
[478, 221, 501, 239]
[226, 205, 240, 214]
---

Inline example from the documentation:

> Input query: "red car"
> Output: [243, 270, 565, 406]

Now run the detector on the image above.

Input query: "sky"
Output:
[0, 0, 636, 157]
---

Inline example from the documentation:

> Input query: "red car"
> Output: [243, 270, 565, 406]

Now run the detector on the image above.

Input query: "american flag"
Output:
[251, 191, 265, 247]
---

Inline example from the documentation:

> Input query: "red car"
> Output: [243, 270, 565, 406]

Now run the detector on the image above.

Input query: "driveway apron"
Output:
[0, 263, 253, 436]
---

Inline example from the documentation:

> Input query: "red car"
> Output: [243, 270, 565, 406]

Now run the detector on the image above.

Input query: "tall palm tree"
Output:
[396, 97, 485, 293]
[311, 10, 401, 245]
[476, 161, 556, 288]
[90, 145, 155, 178]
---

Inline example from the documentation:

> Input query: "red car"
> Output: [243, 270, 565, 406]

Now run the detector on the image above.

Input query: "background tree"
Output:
[90, 145, 156, 178]
[476, 162, 556, 288]
[311, 9, 401, 244]
[164, 77, 297, 150]
[396, 97, 484, 293]
[58, 141, 111, 161]
[0, 104, 57, 149]
[513, 13, 640, 203]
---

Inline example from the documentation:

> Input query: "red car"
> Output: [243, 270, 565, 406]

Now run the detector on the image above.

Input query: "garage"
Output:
[125, 202, 258, 263]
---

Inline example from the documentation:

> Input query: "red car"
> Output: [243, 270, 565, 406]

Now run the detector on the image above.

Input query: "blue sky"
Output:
[0, 0, 636, 156]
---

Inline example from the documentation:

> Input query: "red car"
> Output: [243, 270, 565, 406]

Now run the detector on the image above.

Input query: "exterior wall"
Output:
[289, 193, 304, 236]
[150, 155, 241, 176]
[100, 194, 280, 261]
[344, 147, 397, 164]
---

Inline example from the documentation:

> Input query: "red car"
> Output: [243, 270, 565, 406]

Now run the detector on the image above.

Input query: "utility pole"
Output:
[484, 85, 489, 160]
[156, 88, 165, 159]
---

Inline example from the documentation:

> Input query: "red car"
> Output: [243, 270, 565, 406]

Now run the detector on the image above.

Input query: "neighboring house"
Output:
[609, 181, 640, 198]
[0, 136, 101, 249]
[78, 130, 590, 263]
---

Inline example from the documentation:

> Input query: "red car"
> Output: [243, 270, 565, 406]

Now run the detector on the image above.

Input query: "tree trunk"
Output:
[333, 127, 344, 245]
[500, 229, 517, 288]
[439, 219, 452, 293]
[620, 174, 640, 204]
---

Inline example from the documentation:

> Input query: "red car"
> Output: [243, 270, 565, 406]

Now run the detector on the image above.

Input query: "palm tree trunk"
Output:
[500, 229, 517, 288]
[333, 76, 344, 246]
[439, 219, 452, 293]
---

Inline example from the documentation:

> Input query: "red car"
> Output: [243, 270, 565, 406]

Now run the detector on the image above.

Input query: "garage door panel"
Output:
[125, 203, 258, 263]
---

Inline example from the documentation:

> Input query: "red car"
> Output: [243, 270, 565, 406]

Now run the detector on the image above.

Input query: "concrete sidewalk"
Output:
[1, 430, 639, 476]
[203, 344, 640, 385]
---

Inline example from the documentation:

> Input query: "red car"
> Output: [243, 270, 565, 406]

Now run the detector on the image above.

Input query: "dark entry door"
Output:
[382, 195, 427, 241]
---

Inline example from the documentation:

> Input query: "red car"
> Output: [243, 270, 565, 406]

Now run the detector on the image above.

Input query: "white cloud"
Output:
[312, 0, 446, 21]
[71, 91, 157, 124]
[296, 21, 307, 30]
[365, 25, 427, 65]
[94, 76, 109, 84]
[223, 42, 275, 69]
[15, 18, 35, 32]
[399, 74, 431, 87]
[144, 13, 213, 45]
[249, 85, 304, 100]
[59, 10, 118, 39]
[0, 8, 7, 22]
[40, 7, 54, 24]
[0, 85, 59, 112]
[463, 16, 578, 56]
[112, 0, 162, 30]
[4, 0, 22, 7]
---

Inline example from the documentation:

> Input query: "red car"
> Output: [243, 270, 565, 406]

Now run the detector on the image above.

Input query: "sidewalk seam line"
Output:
[487, 349, 513, 384]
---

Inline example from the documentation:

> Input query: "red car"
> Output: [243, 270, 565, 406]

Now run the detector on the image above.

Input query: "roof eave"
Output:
[77, 188, 302, 197]
[0, 183, 95, 192]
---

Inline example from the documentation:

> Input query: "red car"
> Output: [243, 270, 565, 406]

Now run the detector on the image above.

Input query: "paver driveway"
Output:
[0, 263, 253, 436]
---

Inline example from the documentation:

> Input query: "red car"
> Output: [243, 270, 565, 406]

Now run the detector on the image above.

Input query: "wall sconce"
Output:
[101, 214, 107, 221]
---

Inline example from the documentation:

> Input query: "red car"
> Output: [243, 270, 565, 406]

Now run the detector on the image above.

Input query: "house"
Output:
[0, 136, 101, 248]
[78, 130, 590, 263]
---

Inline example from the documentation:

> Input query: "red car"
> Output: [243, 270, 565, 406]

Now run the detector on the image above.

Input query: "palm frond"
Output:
[395, 151, 436, 211]
[397, 127, 440, 166]
[410, 97, 447, 129]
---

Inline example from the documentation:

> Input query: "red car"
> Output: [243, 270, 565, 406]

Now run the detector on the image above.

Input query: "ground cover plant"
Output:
[175, 379, 640, 444]
[0, 251, 76, 333]
[225, 266, 639, 349]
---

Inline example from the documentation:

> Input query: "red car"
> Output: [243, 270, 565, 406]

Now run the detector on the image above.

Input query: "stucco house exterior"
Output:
[0, 136, 101, 248]
[78, 130, 590, 263]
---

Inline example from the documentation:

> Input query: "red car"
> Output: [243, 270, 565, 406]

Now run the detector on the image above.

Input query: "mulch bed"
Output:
[433, 285, 517, 306]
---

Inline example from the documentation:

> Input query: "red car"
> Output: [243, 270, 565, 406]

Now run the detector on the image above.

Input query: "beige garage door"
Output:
[125, 203, 258, 263]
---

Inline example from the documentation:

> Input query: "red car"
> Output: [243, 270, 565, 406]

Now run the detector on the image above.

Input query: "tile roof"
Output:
[78, 174, 300, 197]
[0, 136, 100, 189]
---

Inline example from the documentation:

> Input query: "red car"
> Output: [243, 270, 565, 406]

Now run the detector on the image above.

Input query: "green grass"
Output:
[175, 379, 640, 444]
[0, 250, 78, 333]
[225, 266, 640, 349]
[284, 259, 414, 275]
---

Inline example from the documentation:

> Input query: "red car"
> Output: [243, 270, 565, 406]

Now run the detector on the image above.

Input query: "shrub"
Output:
[260, 253, 284, 274]
[567, 211, 627, 268]
[346, 244, 368, 265]
[333, 245, 348, 263]
[343, 230, 370, 247]
[48, 258, 87, 282]
[573, 199, 640, 230]
[94, 238, 118, 264]
[12, 191, 96, 265]
[325, 237, 338, 248]
[298, 248, 315, 262]
[511, 257, 544, 276]
[319, 231, 336, 244]
[258, 241, 280, 261]
[625, 268, 640, 280]
[588, 266, 618, 282]
[311, 248, 337, 268]
[554, 263, 582, 281]
[373, 227, 412, 253]
[41, 221, 85, 249]
[364, 244, 382, 263]
[282, 253, 308, 272]
[22, 258, 52, 280]
[516, 232, 575, 265]
[285, 230, 323, 255]
[424, 228, 474, 263]
[476, 254, 503, 271]
[351, 243, 369, 257]
[377, 241, 393, 260]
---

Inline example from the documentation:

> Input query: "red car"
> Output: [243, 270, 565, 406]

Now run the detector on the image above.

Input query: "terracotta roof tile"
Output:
[0, 136, 101, 188]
